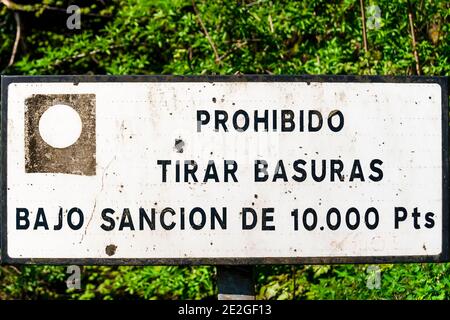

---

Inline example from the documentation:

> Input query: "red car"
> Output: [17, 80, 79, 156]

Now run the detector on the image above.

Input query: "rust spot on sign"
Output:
[105, 244, 117, 256]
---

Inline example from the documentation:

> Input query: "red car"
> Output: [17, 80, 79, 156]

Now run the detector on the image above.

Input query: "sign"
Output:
[0, 75, 448, 264]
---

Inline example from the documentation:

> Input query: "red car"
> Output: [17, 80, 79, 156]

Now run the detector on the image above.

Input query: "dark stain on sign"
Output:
[105, 244, 117, 256]
[174, 138, 185, 153]
[24, 94, 96, 175]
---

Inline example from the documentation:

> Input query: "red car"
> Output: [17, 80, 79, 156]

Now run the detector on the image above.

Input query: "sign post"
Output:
[217, 266, 255, 300]
[0, 75, 448, 272]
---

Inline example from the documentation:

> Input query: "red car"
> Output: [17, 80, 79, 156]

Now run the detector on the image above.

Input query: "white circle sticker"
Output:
[38, 104, 82, 148]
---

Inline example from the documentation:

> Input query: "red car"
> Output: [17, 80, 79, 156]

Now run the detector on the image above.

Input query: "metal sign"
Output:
[0, 75, 448, 265]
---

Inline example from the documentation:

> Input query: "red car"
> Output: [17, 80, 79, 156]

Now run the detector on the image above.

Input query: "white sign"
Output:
[1, 76, 448, 264]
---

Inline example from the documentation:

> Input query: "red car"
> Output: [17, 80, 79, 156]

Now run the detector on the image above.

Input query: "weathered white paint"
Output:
[38, 104, 82, 148]
[5, 81, 444, 260]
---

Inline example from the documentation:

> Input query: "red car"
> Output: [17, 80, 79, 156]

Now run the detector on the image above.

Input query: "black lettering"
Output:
[255, 160, 269, 182]
[175, 160, 180, 182]
[291, 209, 299, 231]
[326, 207, 341, 230]
[119, 208, 135, 230]
[272, 110, 278, 131]
[292, 159, 307, 182]
[224, 160, 238, 182]
[101, 208, 115, 231]
[139, 208, 155, 230]
[369, 159, 383, 182]
[211, 207, 227, 229]
[394, 207, 408, 229]
[53, 207, 63, 230]
[204, 160, 219, 182]
[157, 160, 171, 182]
[67, 207, 84, 230]
[233, 110, 250, 131]
[349, 159, 365, 182]
[184, 160, 198, 182]
[190, 207, 206, 230]
[242, 208, 257, 230]
[327, 110, 344, 132]
[303, 208, 317, 231]
[197, 110, 210, 132]
[262, 208, 275, 230]
[308, 110, 323, 132]
[272, 160, 288, 182]
[299, 110, 304, 131]
[311, 160, 326, 182]
[345, 207, 360, 230]
[34, 208, 49, 230]
[281, 110, 294, 132]
[365, 207, 379, 230]
[180, 207, 185, 230]
[331, 159, 344, 182]
[425, 212, 435, 228]
[16, 208, 30, 230]
[215, 110, 228, 132]
[254, 110, 269, 132]
[161, 208, 176, 230]
[412, 207, 421, 229]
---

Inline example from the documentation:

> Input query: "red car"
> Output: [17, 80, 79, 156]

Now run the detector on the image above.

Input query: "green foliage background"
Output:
[0, 0, 449, 299]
